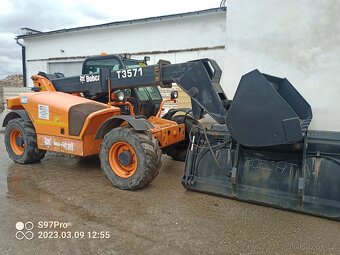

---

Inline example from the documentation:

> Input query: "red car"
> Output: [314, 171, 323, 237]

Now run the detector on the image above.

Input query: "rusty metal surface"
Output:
[183, 126, 340, 220]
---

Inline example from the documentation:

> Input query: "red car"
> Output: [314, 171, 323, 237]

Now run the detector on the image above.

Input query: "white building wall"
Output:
[224, 0, 340, 131]
[24, 11, 226, 86]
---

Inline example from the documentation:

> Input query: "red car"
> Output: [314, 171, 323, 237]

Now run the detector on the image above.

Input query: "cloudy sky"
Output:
[0, 0, 223, 79]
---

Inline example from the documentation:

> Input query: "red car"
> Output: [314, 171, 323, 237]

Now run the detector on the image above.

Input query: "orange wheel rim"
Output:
[109, 142, 137, 178]
[10, 128, 25, 156]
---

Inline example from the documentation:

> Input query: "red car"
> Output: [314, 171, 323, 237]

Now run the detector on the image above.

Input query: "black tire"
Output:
[99, 127, 161, 190]
[165, 115, 198, 162]
[4, 118, 46, 164]
[139, 131, 162, 180]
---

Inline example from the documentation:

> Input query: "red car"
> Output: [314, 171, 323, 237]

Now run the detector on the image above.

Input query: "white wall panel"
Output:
[24, 11, 226, 86]
[224, 0, 340, 131]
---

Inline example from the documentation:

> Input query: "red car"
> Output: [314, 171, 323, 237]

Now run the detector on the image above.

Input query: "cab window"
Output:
[83, 58, 121, 74]
[145, 86, 162, 100]
[135, 87, 150, 101]
[134, 86, 162, 101]
[123, 59, 146, 68]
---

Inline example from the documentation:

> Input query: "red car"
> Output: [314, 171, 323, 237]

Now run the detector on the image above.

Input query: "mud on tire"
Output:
[99, 127, 161, 190]
[4, 118, 46, 164]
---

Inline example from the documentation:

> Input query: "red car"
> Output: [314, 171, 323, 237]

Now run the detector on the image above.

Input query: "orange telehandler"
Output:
[3, 54, 202, 190]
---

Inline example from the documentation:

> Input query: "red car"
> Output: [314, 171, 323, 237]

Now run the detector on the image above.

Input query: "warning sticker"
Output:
[38, 104, 49, 120]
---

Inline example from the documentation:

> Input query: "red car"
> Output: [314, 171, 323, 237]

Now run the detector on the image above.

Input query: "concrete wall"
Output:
[24, 11, 226, 86]
[224, 0, 340, 131]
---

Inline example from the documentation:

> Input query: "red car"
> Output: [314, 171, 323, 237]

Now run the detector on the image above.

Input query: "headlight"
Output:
[117, 90, 125, 101]
[170, 90, 178, 99]
[113, 90, 125, 101]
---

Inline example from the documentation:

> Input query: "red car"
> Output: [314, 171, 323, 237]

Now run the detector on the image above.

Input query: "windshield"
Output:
[135, 86, 162, 101]
[83, 57, 146, 74]
[123, 59, 146, 68]
[145, 86, 162, 100]
[83, 58, 121, 74]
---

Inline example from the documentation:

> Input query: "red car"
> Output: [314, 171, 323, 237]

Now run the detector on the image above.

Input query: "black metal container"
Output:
[182, 125, 340, 220]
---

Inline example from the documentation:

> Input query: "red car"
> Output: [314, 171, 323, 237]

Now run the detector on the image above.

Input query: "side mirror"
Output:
[144, 56, 150, 63]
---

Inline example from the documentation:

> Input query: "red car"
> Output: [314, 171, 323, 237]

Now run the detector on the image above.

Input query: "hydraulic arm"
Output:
[35, 59, 229, 125]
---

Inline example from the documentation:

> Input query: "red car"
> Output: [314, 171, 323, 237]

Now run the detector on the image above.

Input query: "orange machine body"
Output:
[7, 92, 121, 156]
[7, 90, 185, 157]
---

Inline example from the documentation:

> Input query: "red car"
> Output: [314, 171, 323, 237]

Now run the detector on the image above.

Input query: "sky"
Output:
[0, 0, 223, 79]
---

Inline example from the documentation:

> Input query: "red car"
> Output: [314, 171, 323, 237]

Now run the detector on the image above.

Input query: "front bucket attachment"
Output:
[227, 70, 312, 147]
[182, 125, 340, 220]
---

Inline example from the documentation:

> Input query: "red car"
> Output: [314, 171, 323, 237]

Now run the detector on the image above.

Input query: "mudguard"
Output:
[162, 108, 192, 120]
[95, 115, 154, 139]
[2, 110, 30, 127]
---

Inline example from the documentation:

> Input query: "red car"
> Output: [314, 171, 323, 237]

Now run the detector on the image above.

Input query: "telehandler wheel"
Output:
[4, 118, 46, 164]
[165, 115, 198, 162]
[100, 127, 161, 190]
[138, 131, 162, 180]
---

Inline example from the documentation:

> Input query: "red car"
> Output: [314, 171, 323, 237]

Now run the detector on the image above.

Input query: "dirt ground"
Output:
[0, 133, 339, 255]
